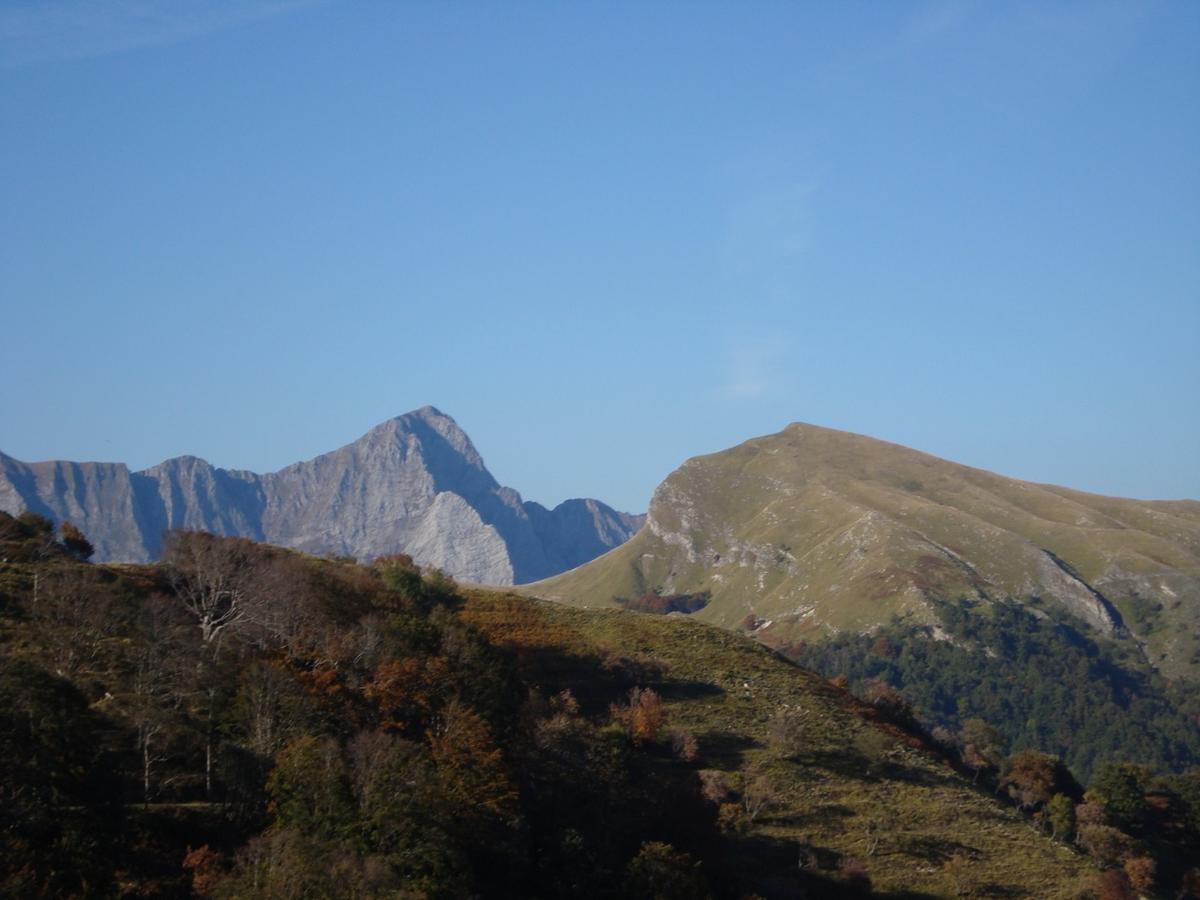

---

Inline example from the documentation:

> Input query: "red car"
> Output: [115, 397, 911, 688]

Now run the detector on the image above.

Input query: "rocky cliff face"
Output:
[529, 422, 1200, 682]
[0, 407, 644, 585]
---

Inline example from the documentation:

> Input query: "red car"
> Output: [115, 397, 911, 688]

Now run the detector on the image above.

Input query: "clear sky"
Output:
[2, 1, 1197, 512]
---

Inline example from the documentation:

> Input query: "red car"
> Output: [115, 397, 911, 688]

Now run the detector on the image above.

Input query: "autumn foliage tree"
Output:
[58, 521, 94, 561]
[1123, 855, 1156, 894]
[364, 656, 452, 733]
[427, 699, 517, 823]
[181, 845, 225, 897]
[960, 717, 1005, 783]
[611, 686, 669, 746]
[30, 565, 119, 677]
[1090, 868, 1136, 900]
[1001, 750, 1080, 812]
[864, 679, 915, 727]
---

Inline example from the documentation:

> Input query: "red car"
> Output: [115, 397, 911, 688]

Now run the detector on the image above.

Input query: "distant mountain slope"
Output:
[0, 407, 643, 584]
[528, 422, 1200, 682]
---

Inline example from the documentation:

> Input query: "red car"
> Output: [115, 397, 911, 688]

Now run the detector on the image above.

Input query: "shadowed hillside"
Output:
[0, 522, 1116, 898]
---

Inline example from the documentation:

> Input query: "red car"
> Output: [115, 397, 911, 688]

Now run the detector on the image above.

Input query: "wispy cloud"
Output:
[720, 170, 820, 283]
[710, 150, 813, 404]
[711, 338, 790, 403]
[1014, 0, 1156, 72]
[876, 0, 1152, 77]
[898, 1, 971, 48]
[0, 0, 320, 67]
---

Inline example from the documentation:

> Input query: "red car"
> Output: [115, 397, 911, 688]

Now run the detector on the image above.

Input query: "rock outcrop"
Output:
[0, 406, 644, 585]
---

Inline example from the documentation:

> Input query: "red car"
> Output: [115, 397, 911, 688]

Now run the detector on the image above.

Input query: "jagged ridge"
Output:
[0, 406, 644, 585]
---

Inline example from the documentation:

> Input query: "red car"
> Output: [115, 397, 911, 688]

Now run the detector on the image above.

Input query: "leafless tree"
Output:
[739, 761, 786, 823]
[235, 660, 314, 762]
[164, 531, 254, 646]
[767, 704, 806, 757]
[698, 769, 730, 805]
[861, 811, 897, 857]
[165, 531, 331, 661]
[121, 598, 190, 802]
[35, 566, 116, 677]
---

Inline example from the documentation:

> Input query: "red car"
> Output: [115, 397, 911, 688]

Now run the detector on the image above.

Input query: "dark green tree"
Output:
[267, 735, 356, 841]
[0, 659, 123, 897]
[625, 841, 711, 900]
[1088, 761, 1153, 832]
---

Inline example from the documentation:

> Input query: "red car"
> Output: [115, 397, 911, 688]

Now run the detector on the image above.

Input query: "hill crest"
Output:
[530, 421, 1200, 682]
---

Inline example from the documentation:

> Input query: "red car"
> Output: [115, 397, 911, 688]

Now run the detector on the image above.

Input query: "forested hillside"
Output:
[782, 600, 1200, 782]
[2, 512, 1196, 897]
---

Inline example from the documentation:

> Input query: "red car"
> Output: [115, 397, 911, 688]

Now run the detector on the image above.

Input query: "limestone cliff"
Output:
[0, 407, 643, 585]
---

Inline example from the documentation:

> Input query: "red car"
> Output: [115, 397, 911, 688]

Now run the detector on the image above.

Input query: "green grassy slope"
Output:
[528, 423, 1200, 682]
[464, 592, 1095, 897]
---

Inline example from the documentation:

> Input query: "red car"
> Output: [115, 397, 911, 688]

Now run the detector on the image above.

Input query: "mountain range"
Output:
[530, 421, 1200, 684]
[0, 406, 643, 584]
[4, 412, 1199, 891]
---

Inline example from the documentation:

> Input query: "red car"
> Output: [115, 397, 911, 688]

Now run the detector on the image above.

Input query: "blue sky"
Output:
[2, 1, 1197, 512]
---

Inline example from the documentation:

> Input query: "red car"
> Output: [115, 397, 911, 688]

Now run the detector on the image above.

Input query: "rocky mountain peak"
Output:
[0, 408, 643, 586]
[361, 407, 495, 490]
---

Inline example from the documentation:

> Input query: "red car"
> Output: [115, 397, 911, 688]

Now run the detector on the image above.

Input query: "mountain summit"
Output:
[529, 422, 1200, 681]
[0, 407, 644, 584]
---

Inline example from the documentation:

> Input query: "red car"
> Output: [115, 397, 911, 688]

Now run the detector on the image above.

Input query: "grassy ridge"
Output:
[530, 423, 1200, 683]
